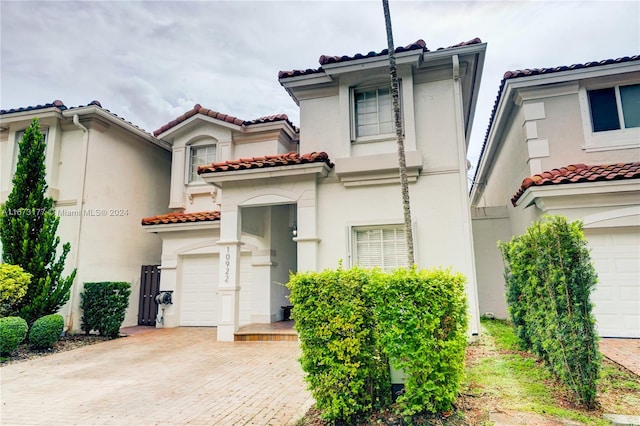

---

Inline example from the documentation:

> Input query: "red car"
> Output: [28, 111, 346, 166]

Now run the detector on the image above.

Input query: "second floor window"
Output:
[189, 144, 217, 183]
[354, 86, 394, 138]
[587, 84, 640, 132]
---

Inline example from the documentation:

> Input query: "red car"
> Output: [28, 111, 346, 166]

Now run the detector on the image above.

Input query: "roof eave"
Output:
[61, 106, 170, 151]
[155, 113, 244, 141]
[142, 220, 221, 233]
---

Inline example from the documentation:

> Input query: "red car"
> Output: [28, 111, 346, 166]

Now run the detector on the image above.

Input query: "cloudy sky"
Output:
[1, 0, 639, 170]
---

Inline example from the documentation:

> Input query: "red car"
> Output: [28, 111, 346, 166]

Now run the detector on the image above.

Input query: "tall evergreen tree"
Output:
[0, 118, 76, 324]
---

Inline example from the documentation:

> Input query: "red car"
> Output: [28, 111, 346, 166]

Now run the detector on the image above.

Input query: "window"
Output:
[353, 86, 394, 138]
[188, 144, 217, 183]
[353, 225, 408, 270]
[588, 84, 640, 132]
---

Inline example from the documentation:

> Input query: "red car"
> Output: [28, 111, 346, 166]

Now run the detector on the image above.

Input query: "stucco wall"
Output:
[67, 123, 171, 330]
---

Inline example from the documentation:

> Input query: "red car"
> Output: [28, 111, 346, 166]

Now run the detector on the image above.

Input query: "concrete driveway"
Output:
[0, 328, 313, 425]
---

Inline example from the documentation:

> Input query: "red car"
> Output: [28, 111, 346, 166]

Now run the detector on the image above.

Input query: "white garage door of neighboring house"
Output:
[587, 227, 640, 338]
[180, 255, 219, 326]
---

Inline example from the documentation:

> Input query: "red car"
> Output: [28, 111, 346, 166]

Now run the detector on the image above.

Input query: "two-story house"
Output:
[0, 100, 171, 331]
[143, 38, 487, 341]
[470, 56, 640, 338]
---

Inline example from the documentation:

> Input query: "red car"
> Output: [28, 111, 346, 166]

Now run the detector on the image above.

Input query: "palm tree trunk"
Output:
[382, 0, 415, 266]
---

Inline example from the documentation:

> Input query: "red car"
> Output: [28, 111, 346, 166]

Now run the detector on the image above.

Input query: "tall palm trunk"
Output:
[382, 0, 415, 266]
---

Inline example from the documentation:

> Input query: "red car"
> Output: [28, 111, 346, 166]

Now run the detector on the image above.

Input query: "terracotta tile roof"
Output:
[472, 55, 640, 193]
[141, 210, 221, 226]
[511, 162, 640, 206]
[278, 38, 482, 79]
[197, 151, 334, 174]
[1, 99, 155, 137]
[153, 104, 296, 137]
[1, 99, 67, 114]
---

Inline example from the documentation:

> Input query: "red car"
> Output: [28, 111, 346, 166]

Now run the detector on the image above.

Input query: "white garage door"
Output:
[180, 255, 218, 326]
[180, 253, 253, 327]
[587, 227, 640, 338]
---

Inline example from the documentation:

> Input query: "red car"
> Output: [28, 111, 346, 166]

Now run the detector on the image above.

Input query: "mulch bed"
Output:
[0, 334, 110, 366]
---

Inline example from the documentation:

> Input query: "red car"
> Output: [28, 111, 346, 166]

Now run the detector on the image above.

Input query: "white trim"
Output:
[578, 83, 640, 152]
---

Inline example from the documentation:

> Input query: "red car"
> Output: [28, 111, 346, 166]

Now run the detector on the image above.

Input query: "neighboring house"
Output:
[0, 100, 171, 331]
[470, 56, 640, 337]
[142, 38, 487, 341]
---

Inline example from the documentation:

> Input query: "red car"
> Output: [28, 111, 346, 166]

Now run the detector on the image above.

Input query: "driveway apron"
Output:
[1, 328, 313, 425]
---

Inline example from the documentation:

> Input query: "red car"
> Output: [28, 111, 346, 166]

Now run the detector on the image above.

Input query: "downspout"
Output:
[452, 54, 481, 337]
[65, 114, 90, 332]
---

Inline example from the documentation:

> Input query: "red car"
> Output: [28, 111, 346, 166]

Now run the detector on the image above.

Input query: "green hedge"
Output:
[288, 267, 390, 423]
[0, 316, 28, 355]
[499, 215, 600, 408]
[81, 282, 131, 338]
[28, 314, 64, 349]
[0, 264, 31, 317]
[371, 267, 468, 416]
[288, 265, 468, 421]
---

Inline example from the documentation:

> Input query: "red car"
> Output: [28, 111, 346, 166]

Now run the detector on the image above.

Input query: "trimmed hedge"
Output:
[288, 267, 390, 423]
[499, 215, 600, 408]
[288, 265, 468, 421]
[81, 282, 131, 338]
[371, 267, 468, 416]
[28, 314, 64, 349]
[0, 316, 28, 355]
[0, 264, 31, 317]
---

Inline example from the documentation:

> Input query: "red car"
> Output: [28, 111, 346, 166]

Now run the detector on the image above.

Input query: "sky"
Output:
[1, 0, 639, 172]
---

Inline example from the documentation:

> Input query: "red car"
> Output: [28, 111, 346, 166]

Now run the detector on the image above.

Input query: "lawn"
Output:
[299, 318, 640, 425]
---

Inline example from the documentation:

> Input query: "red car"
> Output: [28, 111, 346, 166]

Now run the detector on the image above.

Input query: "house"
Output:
[470, 56, 640, 337]
[0, 100, 171, 331]
[142, 38, 487, 341]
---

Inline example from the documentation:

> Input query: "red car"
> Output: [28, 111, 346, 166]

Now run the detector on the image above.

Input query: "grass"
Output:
[463, 319, 640, 425]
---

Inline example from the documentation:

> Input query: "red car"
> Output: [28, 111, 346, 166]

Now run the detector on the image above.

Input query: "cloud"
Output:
[2, 0, 638, 163]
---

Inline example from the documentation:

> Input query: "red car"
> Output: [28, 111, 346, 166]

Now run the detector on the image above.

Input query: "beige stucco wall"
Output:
[65, 122, 171, 330]
[472, 69, 640, 320]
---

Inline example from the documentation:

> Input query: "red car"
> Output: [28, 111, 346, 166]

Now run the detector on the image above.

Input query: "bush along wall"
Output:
[28, 314, 64, 349]
[288, 266, 391, 423]
[81, 282, 131, 338]
[288, 265, 468, 422]
[499, 215, 600, 408]
[0, 316, 28, 355]
[370, 267, 468, 416]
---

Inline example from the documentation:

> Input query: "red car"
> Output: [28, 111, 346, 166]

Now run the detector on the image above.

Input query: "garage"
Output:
[179, 253, 253, 327]
[586, 227, 640, 338]
[180, 254, 219, 326]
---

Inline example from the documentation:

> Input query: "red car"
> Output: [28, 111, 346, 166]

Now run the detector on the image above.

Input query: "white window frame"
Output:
[350, 82, 401, 143]
[186, 142, 217, 184]
[579, 82, 640, 152]
[349, 223, 410, 271]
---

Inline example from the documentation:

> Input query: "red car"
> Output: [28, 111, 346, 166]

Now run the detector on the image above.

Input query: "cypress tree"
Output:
[0, 117, 76, 324]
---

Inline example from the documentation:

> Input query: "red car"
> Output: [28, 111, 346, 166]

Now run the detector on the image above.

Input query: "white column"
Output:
[216, 203, 241, 341]
[293, 179, 320, 272]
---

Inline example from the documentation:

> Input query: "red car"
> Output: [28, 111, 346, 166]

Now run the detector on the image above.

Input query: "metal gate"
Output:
[138, 265, 161, 326]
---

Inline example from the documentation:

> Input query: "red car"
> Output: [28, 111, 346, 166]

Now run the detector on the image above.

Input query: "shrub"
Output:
[288, 266, 390, 423]
[0, 316, 28, 355]
[80, 282, 131, 338]
[28, 314, 64, 349]
[370, 267, 468, 416]
[0, 264, 31, 317]
[499, 215, 600, 408]
[288, 265, 469, 421]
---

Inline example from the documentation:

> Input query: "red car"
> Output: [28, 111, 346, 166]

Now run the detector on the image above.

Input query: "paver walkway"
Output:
[0, 328, 314, 425]
[600, 338, 640, 376]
